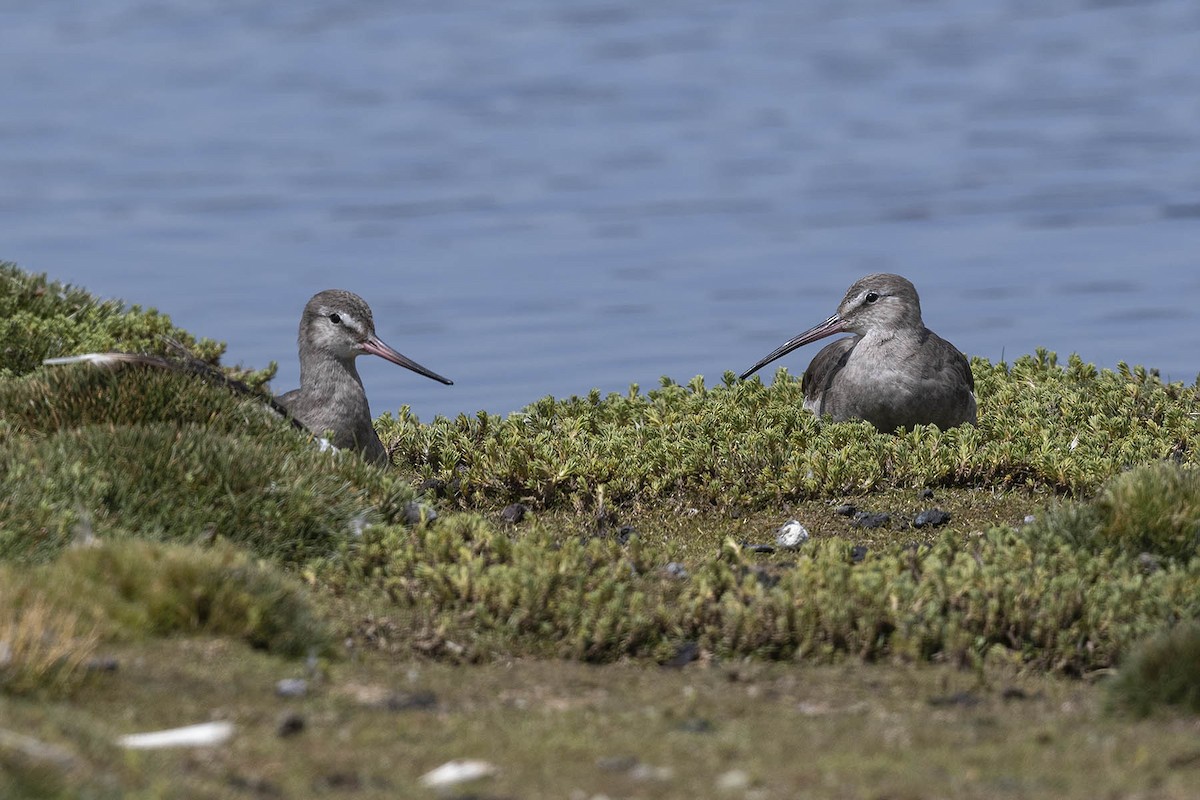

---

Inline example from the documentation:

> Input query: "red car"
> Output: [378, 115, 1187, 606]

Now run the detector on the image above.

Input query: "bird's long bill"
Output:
[361, 335, 454, 385]
[739, 314, 846, 380]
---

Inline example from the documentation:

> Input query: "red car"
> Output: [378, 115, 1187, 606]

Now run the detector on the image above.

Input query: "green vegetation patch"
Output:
[44, 539, 331, 657]
[0, 417, 419, 562]
[326, 463, 1200, 674]
[0, 262, 241, 379]
[1109, 623, 1200, 716]
[0, 539, 329, 697]
[381, 351, 1200, 510]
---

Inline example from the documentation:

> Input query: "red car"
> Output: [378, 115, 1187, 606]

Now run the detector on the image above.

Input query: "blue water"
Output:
[4, 0, 1199, 421]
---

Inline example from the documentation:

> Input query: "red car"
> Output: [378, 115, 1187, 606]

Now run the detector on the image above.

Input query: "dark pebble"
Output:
[276, 711, 305, 738]
[500, 503, 528, 524]
[850, 545, 869, 563]
[417, 478, 444, 495]
[318, 772, 362, 791]
[833, 504, 857, 517]
[663, 641, 700, 668]
[402, 502, 438, 526]
[852, 512, 891, 529]
[383, 690, 438, 712]
[920, 488, 935, 499]
[227, 775, 282, 797]
[664, 562, 689, 580]
[616, 525, 636, 544]
[597, 755, 639, 773]
[913, 508, 951, 528]
[745, 565, 781, 589]
[677, 717, 715, 734]
[927, 691, 980, 708]
[741, 542, 776, 554]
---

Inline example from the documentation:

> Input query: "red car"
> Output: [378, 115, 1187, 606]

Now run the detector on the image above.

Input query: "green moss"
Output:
[0, 539, 329, 698]
[381, 351, 1200, 510]
[43, 540, 331, 657]
[321, 483, 1200, 673]
[1109, 623, 1200, 716]
[0, 262, 273, 388]
[0, 365, 288, 439]
[0, 419, 417, 562]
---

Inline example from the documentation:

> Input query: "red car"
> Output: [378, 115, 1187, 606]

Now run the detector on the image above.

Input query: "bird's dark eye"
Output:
[864, 292, 880, 304]
[328, 313, 341, 324]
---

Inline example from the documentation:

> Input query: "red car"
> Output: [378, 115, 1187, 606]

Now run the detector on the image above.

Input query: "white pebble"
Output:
[716, 769, 751, 791]
[118, 721, 234, 749]
[419, 759, 497, 788]
[775, 519, 810, 549]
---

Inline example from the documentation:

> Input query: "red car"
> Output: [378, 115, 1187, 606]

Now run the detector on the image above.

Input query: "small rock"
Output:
[852, 512, 891, 529]
[833, 504, 857, 517]
[597, 755, 639, 772]
[927, 691, 980, 708]
[118, 721, 234, 750]
[85, 656, 119, 673]
[417, 478, 445, 495]
[1023, 514, 1037, 525]
[616, 525, 636, 544]
[920, 488, 935, 499]
[500, 503, 528, 524]
[716, 769, 751, 791]
[747, 565, 781, 589]
[677, 717, 714, 734]
[629, 763, 674, 782]
[913, 508, 951, 528]
[850, 545, 869, 563]
[741, 542, 776, 554]
[383, 690, 438, 712]
[275, 679, 307, 698]
[276, 711, 305, 738]
[664, 562, 689, 580]
[419, 759, 497, 789]
[663, 641, 700, 668]
[775, 519, 810, 549]
[402, 502, 438, 526]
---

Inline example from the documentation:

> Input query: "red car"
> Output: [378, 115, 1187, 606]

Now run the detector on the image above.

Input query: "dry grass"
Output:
[0, 583, 99, 696]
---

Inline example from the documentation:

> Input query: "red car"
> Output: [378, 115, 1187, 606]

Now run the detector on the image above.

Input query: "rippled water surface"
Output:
[5, 0, 1199, 420]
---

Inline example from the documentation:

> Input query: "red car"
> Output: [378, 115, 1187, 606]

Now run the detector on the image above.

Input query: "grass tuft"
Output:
[0, 586, 99, 697]
[1108, 623, 1200, 716]
[1, 539, 330, 678]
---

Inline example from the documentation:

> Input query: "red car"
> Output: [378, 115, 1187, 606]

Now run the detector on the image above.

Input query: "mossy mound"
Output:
[0, 539, 330, 696]
[0, 263, 234, 376]
[0, 365, 290, 439]
[0, 419, 418, 562]
[380, 351, 1200, 510]
[46, 539, 331, 657]
[1109, 623, 1200, 716]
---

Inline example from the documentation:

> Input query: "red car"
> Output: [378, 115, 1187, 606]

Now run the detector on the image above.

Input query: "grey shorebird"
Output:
[276, 289, 452, 465]
[45, 289, 452, 465]
[739, 273, 976, 431]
